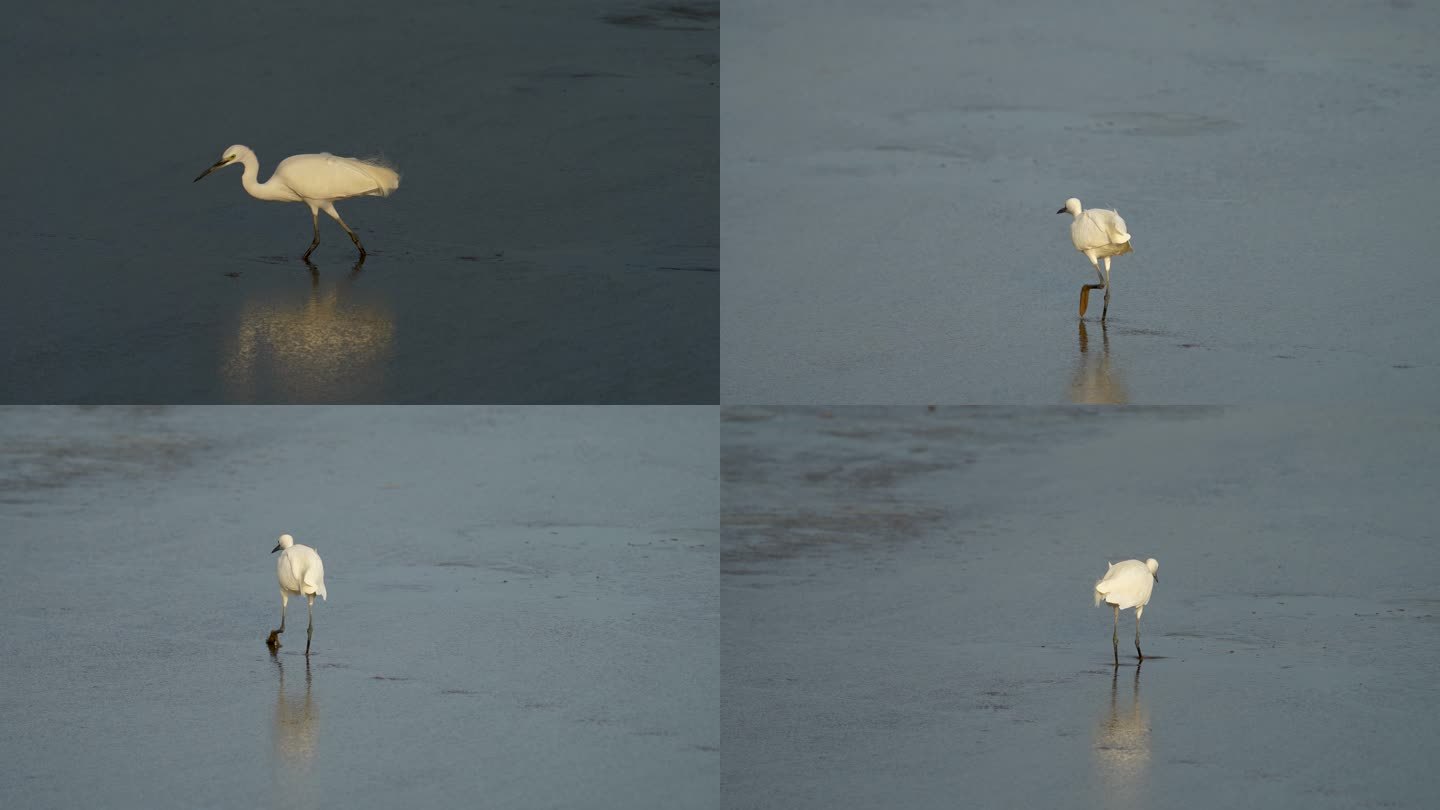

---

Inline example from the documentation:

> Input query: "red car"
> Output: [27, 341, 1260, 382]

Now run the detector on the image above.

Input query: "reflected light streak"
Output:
[223, 274, 394, 402]
[272, 653, 319, 808]
[1094, 664, 1150, 808]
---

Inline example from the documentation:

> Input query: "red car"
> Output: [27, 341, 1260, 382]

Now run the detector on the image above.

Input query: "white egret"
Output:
[1058, 198, 1133, 321]
[267, 533, 328, 655]
[195, 145, 399, 261]
[1093, 558, 1158, 664]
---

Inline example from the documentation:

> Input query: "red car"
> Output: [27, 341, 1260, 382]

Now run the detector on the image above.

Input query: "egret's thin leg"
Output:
[1102, 260, 1112, 322]
[322, 203, 366, 258]
[1081, 259, 1105, 318]
[305, 595, 314, 656]
[1135, 611, 1143, 660]
[268, 593, 288, 647]
[302, 207, 321, 261]
[1112, 605, 1120, 665]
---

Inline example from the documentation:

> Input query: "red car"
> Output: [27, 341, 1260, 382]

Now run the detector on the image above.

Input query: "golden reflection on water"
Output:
[272, 652, 319, 806]
[1069, 321, 1128, 404]
[223, 270, 394, 401]
[1094, 664, 1149, 807]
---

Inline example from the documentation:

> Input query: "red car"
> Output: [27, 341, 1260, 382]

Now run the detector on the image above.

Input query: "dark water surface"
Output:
[1, 2, 717, 403]
[723, 407, 1440, 809]
[0, 407, 718, 809]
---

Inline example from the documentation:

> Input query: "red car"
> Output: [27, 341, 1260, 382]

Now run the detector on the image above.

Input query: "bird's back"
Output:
[274, 153, 401, 202]
[1094, 559, 1154, 610]
[277, 544, 327, 599]
[1070, 209, 1131, 251]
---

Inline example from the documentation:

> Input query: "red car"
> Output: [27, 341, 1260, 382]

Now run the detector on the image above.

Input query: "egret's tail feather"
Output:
[357, 161, 401, 197]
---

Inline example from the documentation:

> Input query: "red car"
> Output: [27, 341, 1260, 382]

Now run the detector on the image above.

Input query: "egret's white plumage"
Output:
[1058, 197, 1133, 321]
[1094, 558, 1158, 664]
[267, 533, 327, 655]
[195, 144, 399, 261]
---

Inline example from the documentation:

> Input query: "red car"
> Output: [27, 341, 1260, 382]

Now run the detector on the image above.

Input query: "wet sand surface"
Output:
[1, 2, 717, 403]
[721, 0, 1440, 403]
[722, 407, 1440, 808]
[1, 407, 717, 809]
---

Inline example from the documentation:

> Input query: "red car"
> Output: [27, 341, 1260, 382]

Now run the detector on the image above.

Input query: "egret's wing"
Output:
[326, 154, 400, 197]
[1095, 560, 1135, 606]
[1105, 211, 1129, 240]
[276, 555, 296, 591]
[1070, 213, 1110, 250]
[275, 153, 400, 200]
[1072, 210, 1130, 249]
[303, 556, 325, 590]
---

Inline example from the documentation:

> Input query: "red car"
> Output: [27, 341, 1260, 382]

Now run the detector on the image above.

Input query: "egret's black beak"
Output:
[271, 543, 283, 554]
[194, 158, 229, 183]
[1056, 207, 1067, 214]
[1153, 573, 1159, 582]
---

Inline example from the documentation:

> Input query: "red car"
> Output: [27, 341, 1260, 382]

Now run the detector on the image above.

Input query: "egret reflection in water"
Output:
[1094, 663, 1149, 808]
[1069, 321, 1128, 404]
[271, 652, 319, 807]
[223, 268, 395, 401]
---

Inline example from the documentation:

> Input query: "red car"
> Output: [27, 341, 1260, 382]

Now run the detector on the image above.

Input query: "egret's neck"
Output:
[238, 154, 295, 202]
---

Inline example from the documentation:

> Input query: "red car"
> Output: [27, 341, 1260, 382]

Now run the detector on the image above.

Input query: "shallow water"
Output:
[721, 0, 1440, 403]
[722, 407, 1440, 808]
[1, 1, 717, 403]
[0, 407, 718, 809]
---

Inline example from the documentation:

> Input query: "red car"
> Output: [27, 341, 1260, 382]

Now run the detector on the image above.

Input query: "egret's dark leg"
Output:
[1135, 611, 1143, 660]
[343, 226, 366, 257]
[302, 208, 321, 261]
[267, 594, 287, 647]
[305, 595, 314, 656]
[323, 203, 366, 258]
[1081, 260, 1105, 318]
[1112, 605, 1120, 666]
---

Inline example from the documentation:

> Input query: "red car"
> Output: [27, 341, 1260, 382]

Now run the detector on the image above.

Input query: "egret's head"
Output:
[193, 144, 252, 183]
[1057, 197, 1082, 216]
[272, 533, 295, 554]
[1146, 558, 1159, 580]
